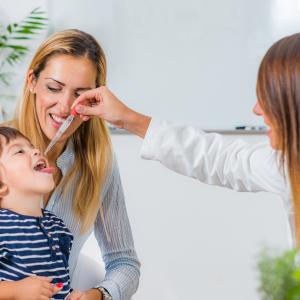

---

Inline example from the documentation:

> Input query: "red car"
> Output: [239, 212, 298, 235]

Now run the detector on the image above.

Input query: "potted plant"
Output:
[258, 248, 300, 300]
[0, 7, 47, 121]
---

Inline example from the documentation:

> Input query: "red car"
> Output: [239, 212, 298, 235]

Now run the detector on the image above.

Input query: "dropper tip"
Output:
[70, 108, 78, 116]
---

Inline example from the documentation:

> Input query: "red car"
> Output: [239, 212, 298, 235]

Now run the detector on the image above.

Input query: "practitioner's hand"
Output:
[66, 288, 102, 300]
[71, 86, 130, 128]
[72, 86, 151, 138]
[13, 276, 62, 300]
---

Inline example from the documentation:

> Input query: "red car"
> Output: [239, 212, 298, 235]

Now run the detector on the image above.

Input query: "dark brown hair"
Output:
[0, 127, 29, 156]
[257, 33, 300, 244]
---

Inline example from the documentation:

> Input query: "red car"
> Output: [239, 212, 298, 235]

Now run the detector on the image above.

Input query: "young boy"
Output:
[0, 126, 74, 300]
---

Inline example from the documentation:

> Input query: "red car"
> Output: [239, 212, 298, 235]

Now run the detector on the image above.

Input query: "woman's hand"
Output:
[66, 288, 102, 300]
[72, 86, 151, 138]
[71, 86, 130, 128]
[13, 276, 62, 300]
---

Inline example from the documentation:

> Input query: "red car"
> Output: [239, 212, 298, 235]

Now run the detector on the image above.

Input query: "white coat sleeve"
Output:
[140, 119, 288, 195]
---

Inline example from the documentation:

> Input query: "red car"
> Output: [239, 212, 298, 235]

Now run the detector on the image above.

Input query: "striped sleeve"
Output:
[93, 158, 141, 300]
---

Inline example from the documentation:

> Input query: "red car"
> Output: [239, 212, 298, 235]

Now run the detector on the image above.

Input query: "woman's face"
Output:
[253, 101, 278, 149]
[28, 54, 97, 143]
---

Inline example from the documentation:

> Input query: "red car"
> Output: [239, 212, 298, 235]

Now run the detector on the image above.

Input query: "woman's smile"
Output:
[49, 112, 68, 129]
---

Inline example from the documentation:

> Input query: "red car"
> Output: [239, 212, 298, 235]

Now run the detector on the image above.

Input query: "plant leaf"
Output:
[0, 6, 47, 73]
[27, 16, 48, 21]
[6, 24, 12, 33]
[5, 45, 28, 51]
[10, 37, 31, 40]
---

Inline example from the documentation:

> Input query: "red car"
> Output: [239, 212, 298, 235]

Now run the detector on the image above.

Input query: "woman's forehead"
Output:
[39, 54, 97, 88]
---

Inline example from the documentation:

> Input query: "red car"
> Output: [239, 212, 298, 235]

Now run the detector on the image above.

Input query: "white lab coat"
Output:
[140, 119, 295, 246]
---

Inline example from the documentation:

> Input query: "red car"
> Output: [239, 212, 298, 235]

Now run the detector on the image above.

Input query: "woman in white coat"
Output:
[72, 33, 299, 246]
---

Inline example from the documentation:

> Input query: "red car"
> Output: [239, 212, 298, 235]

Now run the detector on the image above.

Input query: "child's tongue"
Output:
[40, 167, 55, 174]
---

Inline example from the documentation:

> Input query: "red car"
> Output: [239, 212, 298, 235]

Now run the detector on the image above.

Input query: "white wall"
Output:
[47, 0, 300, 129]
[82, 133, 289, 300]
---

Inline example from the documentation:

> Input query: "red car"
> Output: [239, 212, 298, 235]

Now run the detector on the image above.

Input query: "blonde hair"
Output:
[14, 29, 112, 233]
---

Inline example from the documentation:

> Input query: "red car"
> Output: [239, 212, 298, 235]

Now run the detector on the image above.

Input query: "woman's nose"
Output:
[253, 101, 263, 116]
[59, 95, 73, 115]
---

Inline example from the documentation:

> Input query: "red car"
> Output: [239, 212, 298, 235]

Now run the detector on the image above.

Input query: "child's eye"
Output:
[14, 149, 24, 155]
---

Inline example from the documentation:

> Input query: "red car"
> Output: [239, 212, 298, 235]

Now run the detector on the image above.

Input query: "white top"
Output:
[140, 119, 295, 246]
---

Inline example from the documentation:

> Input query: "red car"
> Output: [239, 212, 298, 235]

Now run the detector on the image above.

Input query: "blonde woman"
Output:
[2, 29, 140, 300]
[73, 33, 300, 247]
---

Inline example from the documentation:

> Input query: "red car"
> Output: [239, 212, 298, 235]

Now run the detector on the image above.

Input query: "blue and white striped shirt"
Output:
[0, 208, 73, 299]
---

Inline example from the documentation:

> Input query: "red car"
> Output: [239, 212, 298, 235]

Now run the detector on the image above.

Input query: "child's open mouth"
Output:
[33, 159, 55, 174]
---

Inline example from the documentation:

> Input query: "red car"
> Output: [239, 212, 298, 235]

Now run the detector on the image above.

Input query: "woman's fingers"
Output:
[71, 86, 129, 127]
[34, 275, 53, 282]
[71, 87, 103, 109]
[52, 283, 64, 295]
[41, 287, 54, 298]
[79, 115, 91, 121]
[71, 87, 105, 119]
[40, 280, 63, 298]
[33, 276, 56, 296]
[75, 104, 100, 116]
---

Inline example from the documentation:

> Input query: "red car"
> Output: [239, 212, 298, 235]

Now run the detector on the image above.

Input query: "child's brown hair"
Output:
[0, 127, 29, 157]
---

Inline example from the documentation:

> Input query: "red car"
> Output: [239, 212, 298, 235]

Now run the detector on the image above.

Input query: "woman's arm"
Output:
[121, 108, 151, 138]
[93, 158, 140, 300]
[141, 119, 288, 195]
[72, 87, 287, 194]
[72, 86, 151, 138]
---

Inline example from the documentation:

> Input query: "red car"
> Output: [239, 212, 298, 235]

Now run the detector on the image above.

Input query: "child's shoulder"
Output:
[0, 208, 18, 219]
[42, 209, 64, 223]
[0, 209, 35, 234]
[42, 209, 73, 237]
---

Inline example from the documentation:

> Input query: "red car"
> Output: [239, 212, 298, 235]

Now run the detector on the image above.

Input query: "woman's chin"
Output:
[43, 119, 61, 139]
[43, 128, 56, 141]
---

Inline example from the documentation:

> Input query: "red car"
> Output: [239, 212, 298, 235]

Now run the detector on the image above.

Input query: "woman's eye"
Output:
[47, 86, 61, 93]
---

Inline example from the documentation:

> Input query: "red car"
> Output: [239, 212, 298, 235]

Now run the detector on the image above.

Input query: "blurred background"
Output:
[1, 0, 299, 299]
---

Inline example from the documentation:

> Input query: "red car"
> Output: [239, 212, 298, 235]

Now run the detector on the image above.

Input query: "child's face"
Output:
[0, 136, 55, 196]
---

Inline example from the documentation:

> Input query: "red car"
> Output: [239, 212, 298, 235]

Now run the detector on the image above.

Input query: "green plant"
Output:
[0, 7, 47, 86]
[258, 248, 300, 300]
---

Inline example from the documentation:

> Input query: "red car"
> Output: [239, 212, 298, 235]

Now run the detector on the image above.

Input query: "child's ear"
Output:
[0, 165, 8, 198]
[0, 181, 8, 197]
